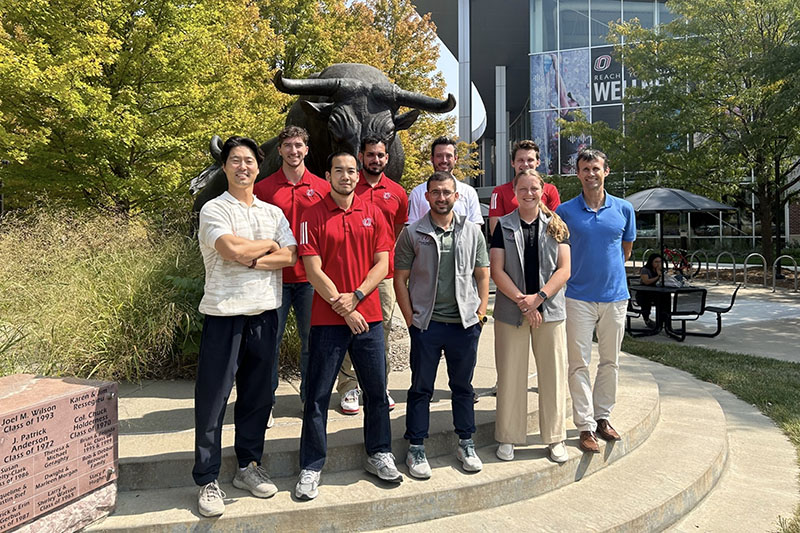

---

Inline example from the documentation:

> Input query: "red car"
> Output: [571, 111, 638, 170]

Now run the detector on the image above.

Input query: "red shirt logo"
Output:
[383, 192, 392, 200]
[362, 217, 373, 227]
[306, 189, 316, 197]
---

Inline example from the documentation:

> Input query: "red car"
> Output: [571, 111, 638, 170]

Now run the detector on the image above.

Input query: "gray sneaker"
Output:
[295, 469, 321, 500]
[365, 452, 403, 482]
[233, 461, 278, 498]
[406, 445, 432, 479]
[197, 480, 226, 517]
[456, 438, 483, 472]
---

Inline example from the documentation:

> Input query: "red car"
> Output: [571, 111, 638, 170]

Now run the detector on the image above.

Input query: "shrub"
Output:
[0, 207, 204, 381]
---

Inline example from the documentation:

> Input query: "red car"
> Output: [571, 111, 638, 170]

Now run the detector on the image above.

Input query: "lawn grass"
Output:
[622, 336, 800, 532]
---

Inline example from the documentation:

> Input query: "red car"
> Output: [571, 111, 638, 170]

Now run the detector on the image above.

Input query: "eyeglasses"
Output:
[428, 189, 455, 198]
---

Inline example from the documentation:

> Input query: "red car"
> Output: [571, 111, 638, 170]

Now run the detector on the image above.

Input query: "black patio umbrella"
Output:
[625, 187, 735, 285]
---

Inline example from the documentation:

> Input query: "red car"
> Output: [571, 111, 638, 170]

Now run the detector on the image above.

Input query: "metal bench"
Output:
[663, 288, 707, 342]
[682, 284, 741, 339]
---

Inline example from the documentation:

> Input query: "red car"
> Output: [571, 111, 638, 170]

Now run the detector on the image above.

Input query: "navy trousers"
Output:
[192, 310, 277, 486]
[299, 322, 391, 471]
[405, 321, 482, 444]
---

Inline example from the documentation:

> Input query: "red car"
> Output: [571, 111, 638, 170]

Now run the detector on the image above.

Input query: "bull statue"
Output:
[191, 63, 456, 211]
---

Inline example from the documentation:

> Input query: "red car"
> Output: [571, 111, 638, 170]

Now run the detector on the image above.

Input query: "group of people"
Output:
[192, 128, 636, 518]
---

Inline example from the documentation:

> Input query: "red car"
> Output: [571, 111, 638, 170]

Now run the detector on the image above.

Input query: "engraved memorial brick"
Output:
[0, 375, 118, 533]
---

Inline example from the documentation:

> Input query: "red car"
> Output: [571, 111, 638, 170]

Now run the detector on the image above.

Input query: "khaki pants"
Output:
[336, 278, 395, 395]
[565, 297, 627, 432]
[494, 319, 567, 445]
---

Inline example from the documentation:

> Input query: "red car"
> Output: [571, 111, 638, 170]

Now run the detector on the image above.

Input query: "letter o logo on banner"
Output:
[594, 55, 612, 72]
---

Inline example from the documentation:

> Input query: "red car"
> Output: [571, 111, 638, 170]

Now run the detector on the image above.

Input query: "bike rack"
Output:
[743, 253, 767, 288]
[714, 252, 737, 285]
[772, 255, 799, 292]
[689, 250, 710, 282]
[641, 248, 654, 266]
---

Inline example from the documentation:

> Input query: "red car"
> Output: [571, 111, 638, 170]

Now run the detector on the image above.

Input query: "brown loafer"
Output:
[579, 431, 600, 453]
[596, 419, 621, 441]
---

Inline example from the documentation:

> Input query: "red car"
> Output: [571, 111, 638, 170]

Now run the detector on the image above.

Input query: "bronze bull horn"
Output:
[209, 135, 223, 162]
[393, 87, 456, 113]
[273, 70, 343, 96]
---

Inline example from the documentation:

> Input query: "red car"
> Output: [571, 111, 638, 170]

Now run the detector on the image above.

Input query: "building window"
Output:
[591, 0, 621, 46]
[531, 0, 558, 52]
[560, 0, 590, 49]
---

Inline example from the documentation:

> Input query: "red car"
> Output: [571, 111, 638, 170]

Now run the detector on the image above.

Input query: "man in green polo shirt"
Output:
[394, 171, 490, 479]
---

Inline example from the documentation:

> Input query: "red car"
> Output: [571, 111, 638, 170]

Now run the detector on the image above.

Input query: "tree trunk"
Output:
[757, 181, 774, 267]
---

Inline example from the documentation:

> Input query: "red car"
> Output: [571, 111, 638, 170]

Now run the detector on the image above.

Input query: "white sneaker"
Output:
[457, 438, 483, 472]
[496, 443, 514, 461]
[549, 441, 568, 463]
[387, 390, 396, 411]
[365, 452, 402, 482]
[233, 461, 278, 498]
[267, 410, 274, 429]
[197, 480, 226, 517]
[295, 469, 320, 500]
[340, 388, 360, 415]
[406, 445, 432, 479]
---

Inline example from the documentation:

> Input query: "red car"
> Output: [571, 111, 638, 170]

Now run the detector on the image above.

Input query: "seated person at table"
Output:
[636, 253, 667, 328]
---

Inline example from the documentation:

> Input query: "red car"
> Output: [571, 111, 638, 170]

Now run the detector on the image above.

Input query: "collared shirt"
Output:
[355, 172, 408, 278]
[253, 167, 330, 283]
[430, 222, 460, 323]
[198, 191, 296, 316]
[298, 194, 393, 326]
[407, 179, 484, 225]
[488, 180, 561, 217]
[556, 191, 636, 303]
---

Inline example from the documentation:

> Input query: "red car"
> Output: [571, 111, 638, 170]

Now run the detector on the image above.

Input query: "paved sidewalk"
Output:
[630, 283, 800, 362]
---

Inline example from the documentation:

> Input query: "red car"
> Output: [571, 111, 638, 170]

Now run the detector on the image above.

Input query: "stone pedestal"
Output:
[0, 375, 118, 532]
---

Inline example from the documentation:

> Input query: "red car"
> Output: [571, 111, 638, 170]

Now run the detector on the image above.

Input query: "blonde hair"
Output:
[512, 169, 570, 243]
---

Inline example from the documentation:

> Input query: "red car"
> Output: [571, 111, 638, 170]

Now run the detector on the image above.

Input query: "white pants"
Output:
[565, 298, 627, 432]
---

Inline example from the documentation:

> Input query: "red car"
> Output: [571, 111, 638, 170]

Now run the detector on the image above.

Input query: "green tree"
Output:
[0, 0, 285, 212]
[563, 0, 800, 264]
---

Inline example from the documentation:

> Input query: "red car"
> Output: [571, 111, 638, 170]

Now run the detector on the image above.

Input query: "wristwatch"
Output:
[353, 289, 365, 302]
[537, 290, 549, 302]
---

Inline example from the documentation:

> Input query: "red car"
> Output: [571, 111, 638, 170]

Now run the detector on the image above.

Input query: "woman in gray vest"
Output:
[490, 169, 571, 463]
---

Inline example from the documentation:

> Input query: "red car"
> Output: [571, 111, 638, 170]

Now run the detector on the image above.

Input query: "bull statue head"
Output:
[191, 63, 456, 212]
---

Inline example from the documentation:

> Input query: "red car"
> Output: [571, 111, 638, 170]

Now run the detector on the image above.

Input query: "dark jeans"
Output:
[272, 282, 314, 403]
[405, 321, 482, 444]
[193, 310, 277, 486]
[299, 322, 391, 471]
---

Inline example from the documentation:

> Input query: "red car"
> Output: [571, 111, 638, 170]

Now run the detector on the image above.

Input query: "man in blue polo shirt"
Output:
[555, 149, 635, 454]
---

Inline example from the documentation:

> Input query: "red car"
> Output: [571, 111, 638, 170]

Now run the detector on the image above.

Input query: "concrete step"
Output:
[376, 356, 729, 533]
[88, 354, 660, 532]
[665, 365, 798, 533]
[117, 354, 538, 490]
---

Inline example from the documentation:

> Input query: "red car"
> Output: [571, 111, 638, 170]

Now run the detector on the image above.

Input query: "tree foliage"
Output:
[562, 0, 800, 263]
[0, 0, 286, 212]
[0, 0, 455, 211]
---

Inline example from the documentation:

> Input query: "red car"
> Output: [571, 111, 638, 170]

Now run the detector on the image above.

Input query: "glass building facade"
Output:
[529, 0, 674, 175]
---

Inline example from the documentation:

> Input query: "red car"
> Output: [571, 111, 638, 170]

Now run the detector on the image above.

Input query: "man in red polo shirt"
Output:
[295, 152, 401, 500]
[336, 137, 409, 415]
[488, 140, 561, 234]
[253, 126, 330, 409]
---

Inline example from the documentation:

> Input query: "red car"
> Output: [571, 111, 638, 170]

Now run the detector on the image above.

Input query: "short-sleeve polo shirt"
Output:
[254, 168, 330, 283]
[355, 172, 409, 279]
[298, 194, 393, 326]
[556, 191, 636, 303]
[488, 181, 561, 217]
[198, 191, 297, 316]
